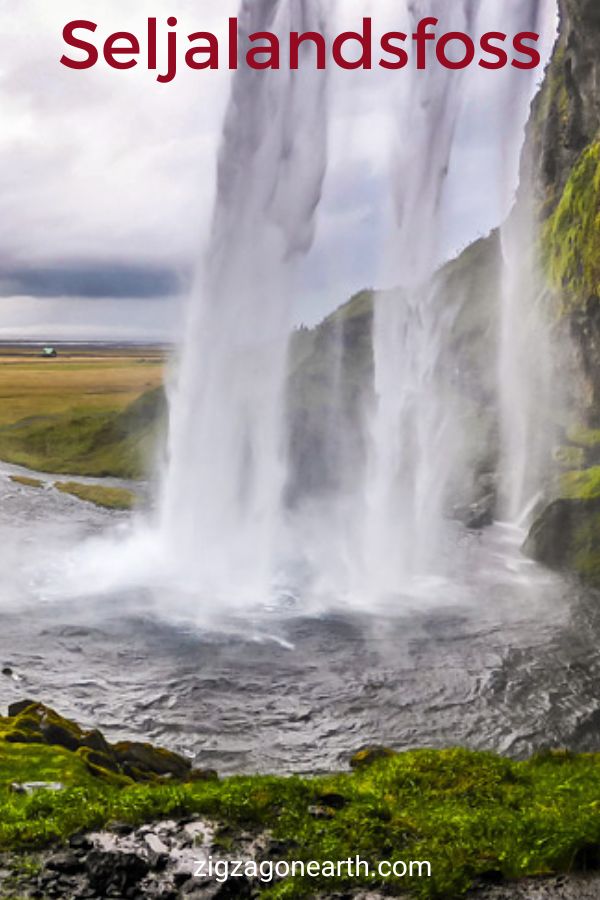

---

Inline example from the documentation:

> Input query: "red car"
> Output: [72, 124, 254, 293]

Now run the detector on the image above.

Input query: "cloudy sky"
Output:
[0, 0, 556, 341]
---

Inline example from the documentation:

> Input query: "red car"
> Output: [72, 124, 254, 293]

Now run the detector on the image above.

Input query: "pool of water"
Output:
[1, 468, 599, 775]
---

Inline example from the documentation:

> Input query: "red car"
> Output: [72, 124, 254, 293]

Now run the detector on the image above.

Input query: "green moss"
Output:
[542, 141, 600, 313]
[566, 424, 600, 448]
[559, 467, 600, 500]
[5, 725, 600, 897]
[8, 476, 44, 489]
[54, 482, 136, 511]
[573, 514, 600, 582]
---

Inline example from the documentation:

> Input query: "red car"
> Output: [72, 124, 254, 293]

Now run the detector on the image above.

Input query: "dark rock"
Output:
[189, 768, 219, 782]
[46, 851, 85, 875]
[81, 728, 112, 756]
[465, 494, 495, 530]
[85, 850, 150, 895]
[2, 666, 13, 677]
[77, 746, 121, 775]
[349, 745, 396, 769]
[110, 822, 135, 836]
[5, 730, 43, 744]
[113, 741, 191, 781]
[523, 496, 600, 583]
[7, 698, 38, 717]
[69, 831, 93, 851]
[316, 791, 347, 810]
[40, 714, 82, 753]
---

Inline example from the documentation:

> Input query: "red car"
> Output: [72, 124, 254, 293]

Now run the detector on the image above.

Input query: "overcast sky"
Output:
[0, 0, 557, 341]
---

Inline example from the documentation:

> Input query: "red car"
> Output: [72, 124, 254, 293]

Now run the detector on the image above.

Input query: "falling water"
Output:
[159, 0, 328, 605]
[362, 0, 478, 596]
[154, 0, 558, 611]
[360, 0, 559, 598]
[497, 2, 559, 524]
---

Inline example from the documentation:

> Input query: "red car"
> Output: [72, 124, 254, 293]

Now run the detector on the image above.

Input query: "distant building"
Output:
[41, 347, 57, 358]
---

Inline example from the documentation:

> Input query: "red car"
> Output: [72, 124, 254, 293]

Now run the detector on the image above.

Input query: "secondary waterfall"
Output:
[359, 0, 559, 596]
[497, 1, 559, 524]
[159, 0, 328, 605]
[361, 0, 478, 596]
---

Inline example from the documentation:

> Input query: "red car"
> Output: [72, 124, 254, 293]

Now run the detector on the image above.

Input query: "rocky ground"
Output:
[2, 820, 600, 900]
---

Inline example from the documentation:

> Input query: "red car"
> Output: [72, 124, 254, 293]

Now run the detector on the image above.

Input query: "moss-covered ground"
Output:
[5, 707, 600, 898]
[54, 481, 137, 510]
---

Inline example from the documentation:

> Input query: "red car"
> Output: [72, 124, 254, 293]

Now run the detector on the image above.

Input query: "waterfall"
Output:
[151, 0, 558, 611]
[159, 0, 328, 605]
[359, 0, 558, 597]
[497, 2, 559, 525]
[362, 0, 479, 596]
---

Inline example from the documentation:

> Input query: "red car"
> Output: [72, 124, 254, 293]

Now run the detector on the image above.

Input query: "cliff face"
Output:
[524, 0, 600, 580]
[530, 2, 600, 200]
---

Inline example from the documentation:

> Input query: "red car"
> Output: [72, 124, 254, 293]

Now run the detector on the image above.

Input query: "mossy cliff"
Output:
[523, 0, 600, 580]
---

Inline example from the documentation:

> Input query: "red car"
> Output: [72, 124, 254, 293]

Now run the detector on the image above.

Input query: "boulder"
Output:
[113, 741, 192, 780]
[523, 495, 600, 583]
[349, 745, 396, 769]
[85, 849, 150, 895]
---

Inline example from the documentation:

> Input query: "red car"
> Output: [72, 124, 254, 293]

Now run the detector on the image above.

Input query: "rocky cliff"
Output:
[523, 0, 600, 582]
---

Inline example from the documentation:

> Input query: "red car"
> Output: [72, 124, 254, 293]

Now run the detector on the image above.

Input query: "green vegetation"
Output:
[9, 476, 44, 489]
[0, 354, 165, 479]
[543, 141, 600, 313]
[560, 467, 600, 501]
[0, 386, 167, 480]
[566, 424, 600, 449]
[55, 482, 137, 511]
[5, 706, 600, 897]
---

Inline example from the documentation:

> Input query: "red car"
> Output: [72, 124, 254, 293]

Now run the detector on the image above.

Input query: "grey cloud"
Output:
[0, 262, 190, 299]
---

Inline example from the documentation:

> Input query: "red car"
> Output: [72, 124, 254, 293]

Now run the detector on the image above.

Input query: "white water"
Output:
[361, 0, 479, 595]
[158, 0, 328, 605]
[494, 1, 559, 525]
[47, 0, 560, 614]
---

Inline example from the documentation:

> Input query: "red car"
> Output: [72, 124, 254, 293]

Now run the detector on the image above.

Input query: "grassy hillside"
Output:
[0, 354, 167, 479]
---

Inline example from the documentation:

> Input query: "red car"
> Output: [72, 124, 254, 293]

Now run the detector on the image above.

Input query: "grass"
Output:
[9, 476, 44, 489]
[55, 482, 137, 510]
[0, 356, 164, 427]
[4, 722, 600, 898]
[0, 353, 166, 479]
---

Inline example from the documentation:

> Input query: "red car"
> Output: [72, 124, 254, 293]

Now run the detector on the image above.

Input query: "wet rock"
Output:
[46, 850, 85, 875]
[85, 849, 150, 895]
[113, 741, 191, 780]
[465, 494, 495, 530]
[69, 832, 93, 852]
[81, 728, 113, 756]
[524, 496, 600, 583]
[8, 698, 38, 717]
